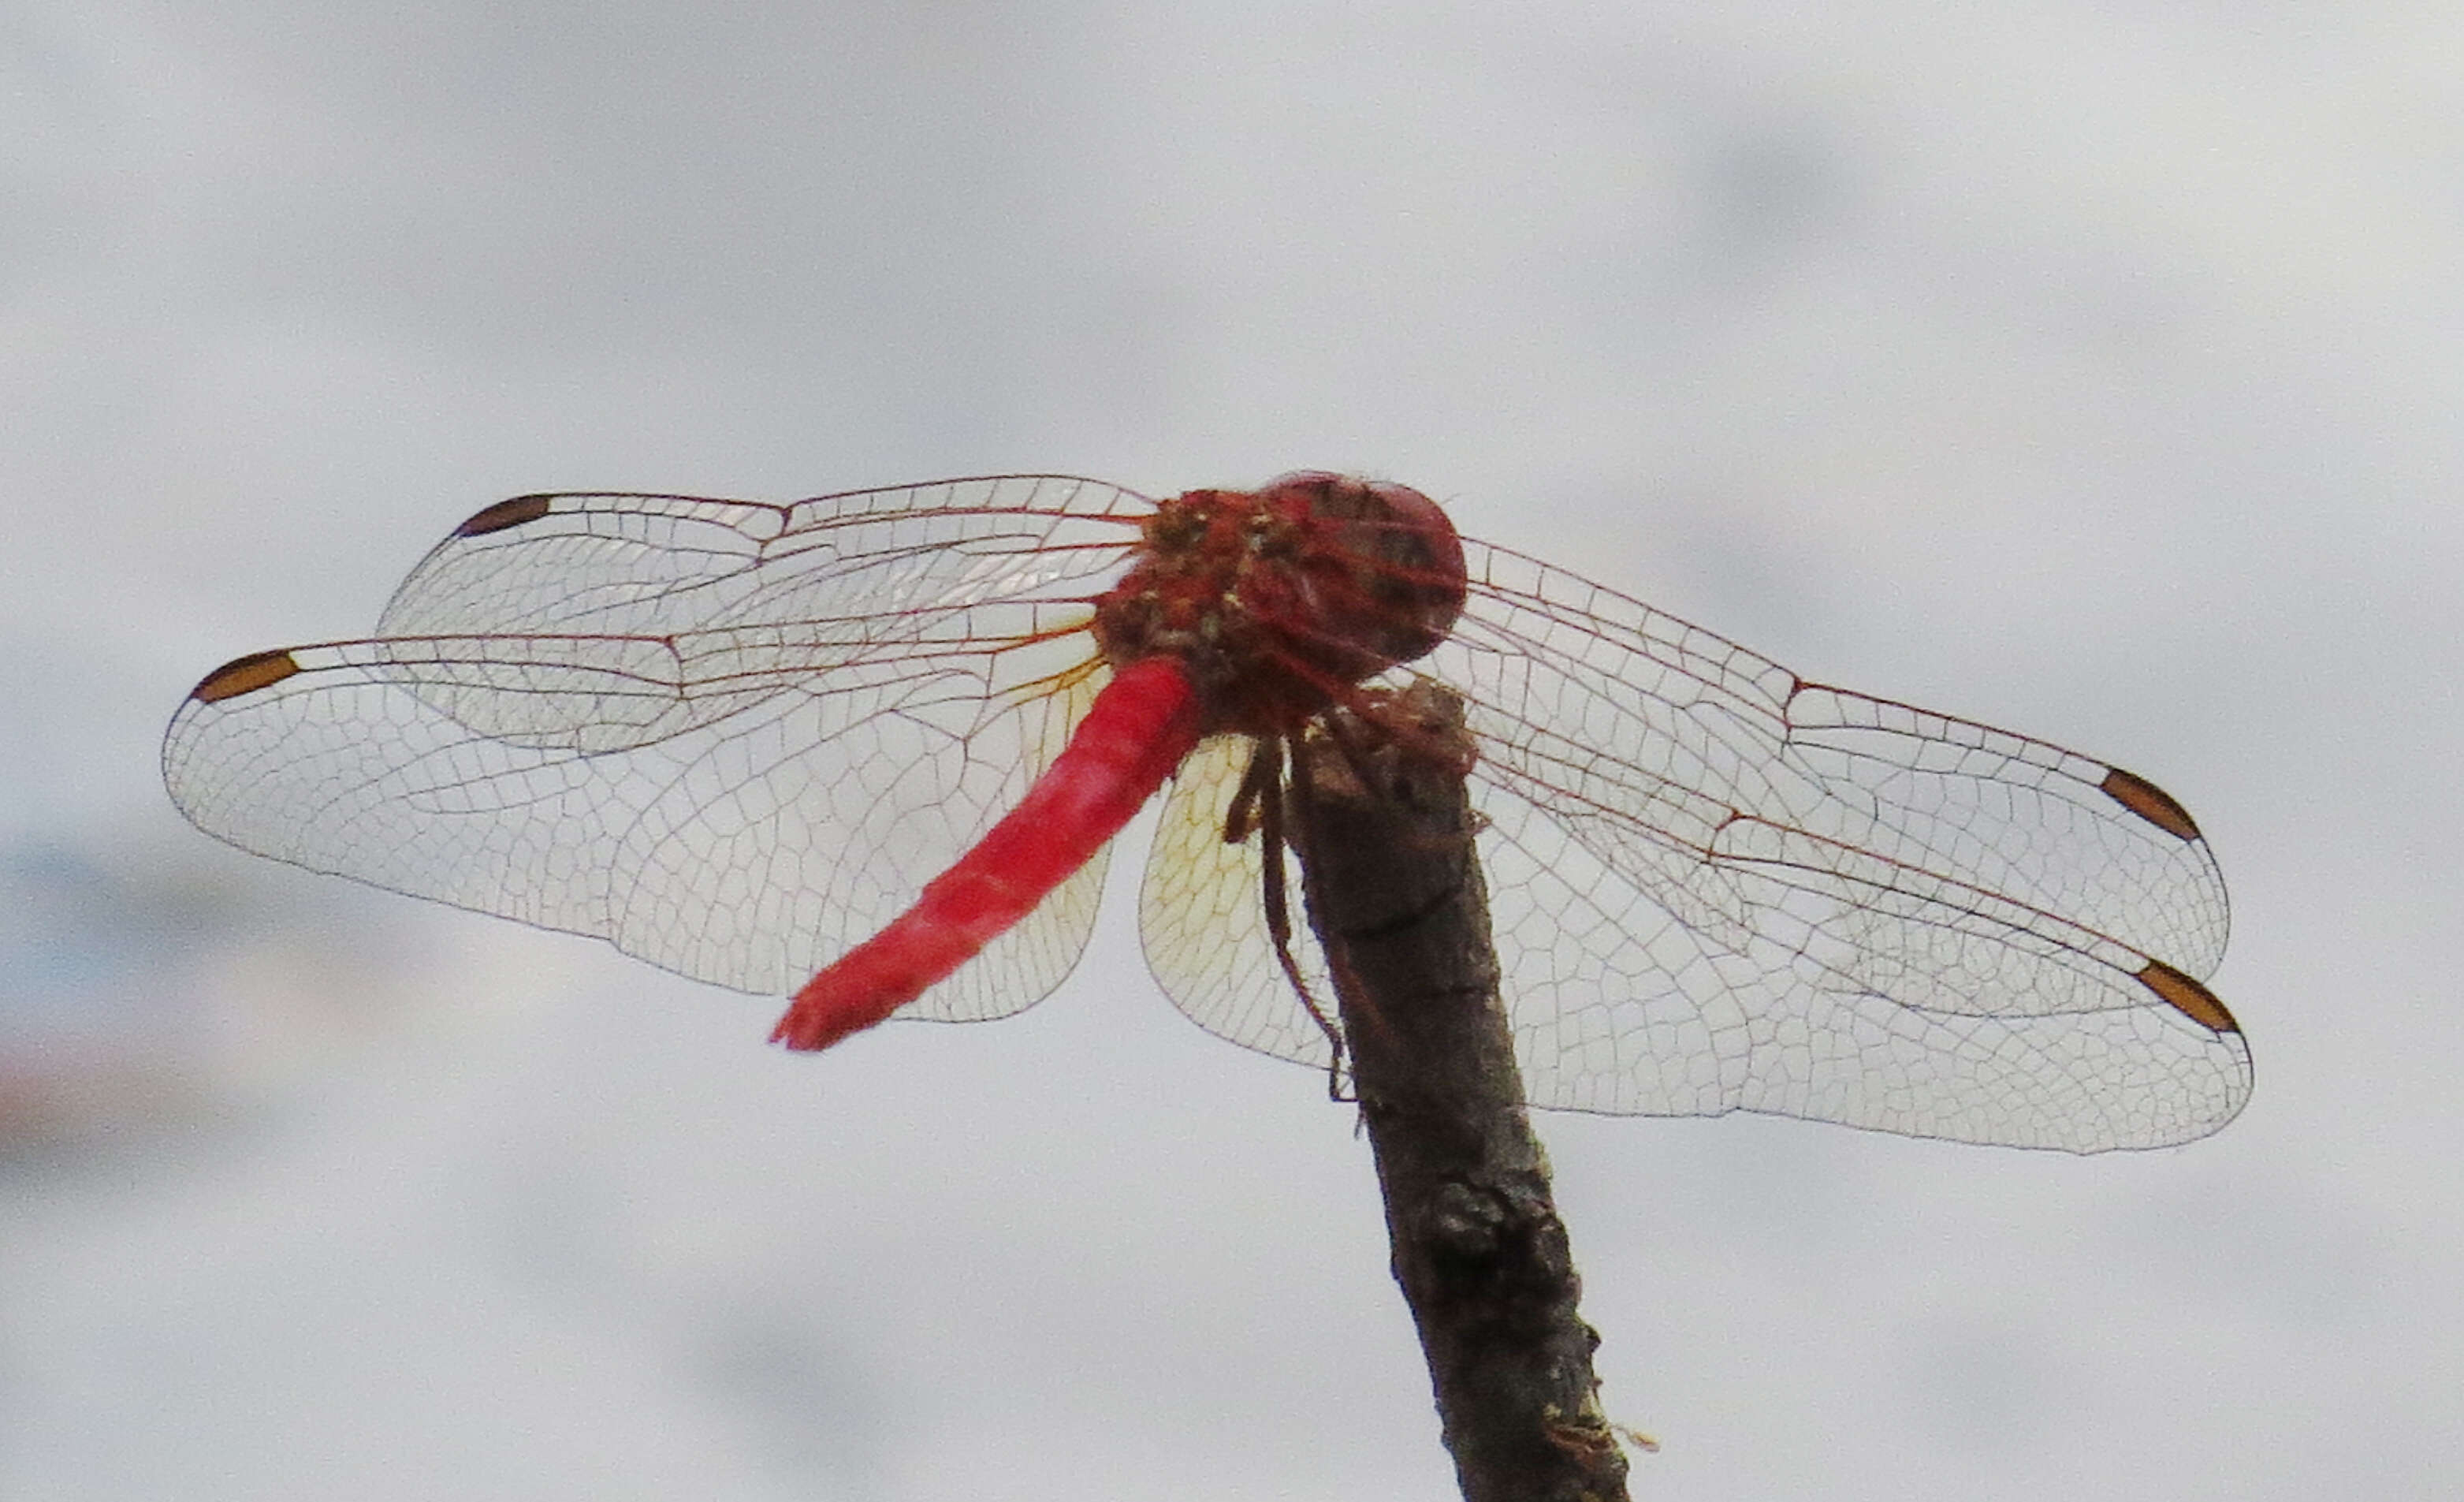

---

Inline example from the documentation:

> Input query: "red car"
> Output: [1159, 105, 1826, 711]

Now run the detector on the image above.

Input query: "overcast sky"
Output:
[6, 4, 2460, 1499]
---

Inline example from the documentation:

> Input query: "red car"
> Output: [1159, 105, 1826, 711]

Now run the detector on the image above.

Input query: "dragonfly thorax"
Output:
[1090, 472, 1468, 738]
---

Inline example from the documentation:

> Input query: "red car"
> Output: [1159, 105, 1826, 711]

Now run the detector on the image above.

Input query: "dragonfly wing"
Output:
[1457, 763, 2246, 1148]
[1439, 539, 2246, 1149]
[1137, 736, 1338, 1070]
[165, 481, 1149, 1017]
[378, 479, 1152, 642]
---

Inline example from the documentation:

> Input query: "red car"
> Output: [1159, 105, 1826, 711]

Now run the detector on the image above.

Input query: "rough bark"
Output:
[1289, 682, 1630, 1502]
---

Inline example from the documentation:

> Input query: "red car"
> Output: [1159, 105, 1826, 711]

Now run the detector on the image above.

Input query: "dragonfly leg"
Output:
[1222, 731, 1274, 844]
[1243, 735, 1349, 1101]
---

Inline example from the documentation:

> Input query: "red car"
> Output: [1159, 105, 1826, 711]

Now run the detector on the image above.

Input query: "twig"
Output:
[1289, 681, 1630, 1502]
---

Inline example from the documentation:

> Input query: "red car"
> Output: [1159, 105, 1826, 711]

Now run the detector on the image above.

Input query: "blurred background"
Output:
[5, 4, 2455, 1498]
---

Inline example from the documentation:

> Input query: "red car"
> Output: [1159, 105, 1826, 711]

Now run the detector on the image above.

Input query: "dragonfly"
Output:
[162, 473, 2247, 1152]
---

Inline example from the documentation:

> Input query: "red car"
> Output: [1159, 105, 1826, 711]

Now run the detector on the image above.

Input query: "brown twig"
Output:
[1287, 680, 1630, 1502]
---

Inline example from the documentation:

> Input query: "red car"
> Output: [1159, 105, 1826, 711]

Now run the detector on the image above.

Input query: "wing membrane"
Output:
[166, 480, 1147, 1018]
[1137, 536, 2246, 1150]
[1138, 736, 1338, 1070]
[1461, 541, 2242, 1146]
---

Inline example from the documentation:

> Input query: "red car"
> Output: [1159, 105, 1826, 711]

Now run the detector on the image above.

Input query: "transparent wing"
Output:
[164, 479, 1148, 1022]
[1139, 539, 2246, 1152]
[1139, 737, 1338, 1067]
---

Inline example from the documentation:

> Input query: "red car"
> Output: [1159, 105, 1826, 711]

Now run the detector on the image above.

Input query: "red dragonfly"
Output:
[163, 474, 2246, 1152]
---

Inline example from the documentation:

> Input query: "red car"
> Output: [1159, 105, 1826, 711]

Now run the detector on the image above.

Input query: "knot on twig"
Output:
[1416, 1177, 1578, 1312]
[1424, 1180, 1510, 1262]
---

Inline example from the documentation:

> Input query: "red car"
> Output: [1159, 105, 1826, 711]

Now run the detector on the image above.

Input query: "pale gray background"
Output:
[4, 4, 2452, 1499]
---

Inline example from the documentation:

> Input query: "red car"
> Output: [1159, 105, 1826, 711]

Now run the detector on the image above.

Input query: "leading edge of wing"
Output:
[376, 480, 1154, 643]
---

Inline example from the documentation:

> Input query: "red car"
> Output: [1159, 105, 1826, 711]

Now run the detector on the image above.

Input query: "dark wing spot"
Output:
[455, 494, 555, 537]
[2137, 960, 2239, 1034]
[192, 649, 301, 704]
[2101, 766, 2202, 840]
